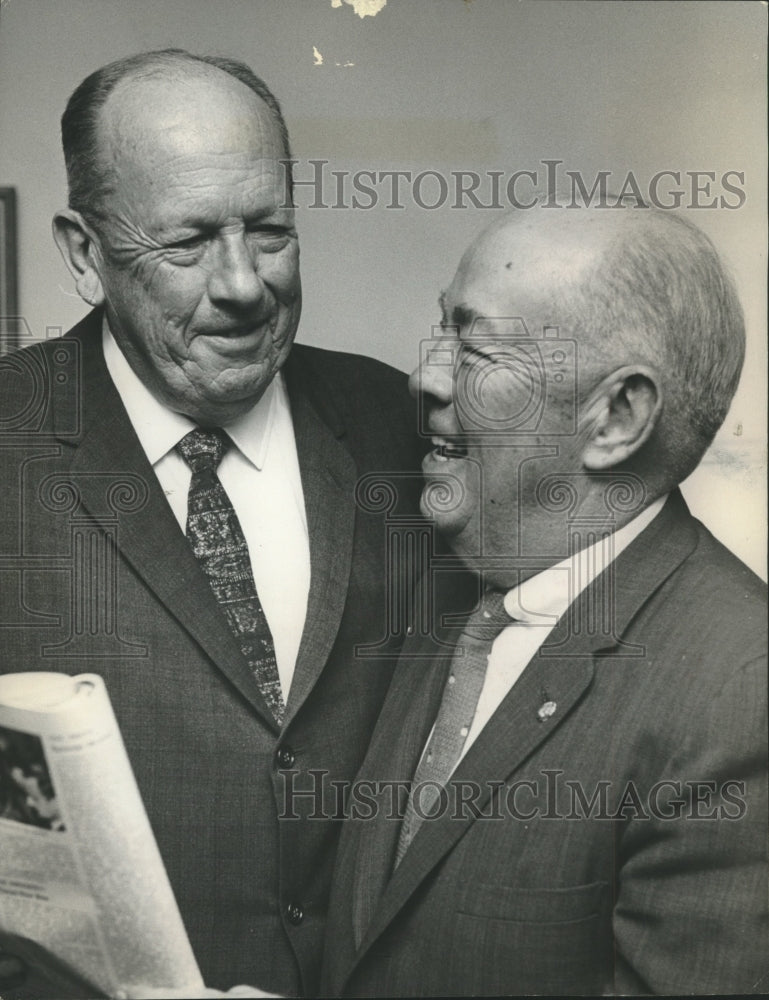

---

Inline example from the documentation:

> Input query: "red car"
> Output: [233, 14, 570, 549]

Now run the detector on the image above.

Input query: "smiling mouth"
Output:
[430, 436, 469, 461]
[208, 322, 270, 338]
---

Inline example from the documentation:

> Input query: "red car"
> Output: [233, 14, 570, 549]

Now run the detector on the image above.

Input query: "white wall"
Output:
[0, 0, 765, 575]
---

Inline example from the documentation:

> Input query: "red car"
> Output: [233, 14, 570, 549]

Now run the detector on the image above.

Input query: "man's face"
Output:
[409, 227, 584, 579]
[89, 71, 301, 425]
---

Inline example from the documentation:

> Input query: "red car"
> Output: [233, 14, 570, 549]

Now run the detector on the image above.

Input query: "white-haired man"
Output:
[322, 207, 768, 996]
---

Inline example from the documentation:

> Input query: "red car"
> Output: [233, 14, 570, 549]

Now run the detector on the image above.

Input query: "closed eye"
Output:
[247, 223, 291, 235]
[161, 234, 209, 268]
[167, 232, 208, 251]
[245, 225, 294, 251]
[458, 343, 534, 384]
[458, 343, 505, 366]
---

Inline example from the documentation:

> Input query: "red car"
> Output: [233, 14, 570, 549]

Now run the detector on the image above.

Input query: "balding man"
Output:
[0, 50, 423, 997]
[322, 208, 768, 996]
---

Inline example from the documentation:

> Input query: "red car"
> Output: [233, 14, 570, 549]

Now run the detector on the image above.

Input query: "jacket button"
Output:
[277, 745, 296, 768]
[286, 901, 304, 925]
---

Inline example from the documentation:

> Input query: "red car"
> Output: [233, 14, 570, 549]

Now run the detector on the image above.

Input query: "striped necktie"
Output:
[177, 428, 285, 725]
[395, 589, 510, 867]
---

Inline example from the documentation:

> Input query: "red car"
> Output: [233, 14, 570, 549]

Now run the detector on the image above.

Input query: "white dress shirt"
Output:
[455, 495, 668, 767]
[102, 324, 310, 700]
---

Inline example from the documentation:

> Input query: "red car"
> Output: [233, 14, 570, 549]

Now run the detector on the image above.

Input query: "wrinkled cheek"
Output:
[272, 300, 302, 356]
[132, 251, 176, 296]
[456, 370, 532, 434]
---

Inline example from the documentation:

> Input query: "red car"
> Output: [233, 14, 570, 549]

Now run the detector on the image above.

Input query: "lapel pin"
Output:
[537, 700, 557, 722]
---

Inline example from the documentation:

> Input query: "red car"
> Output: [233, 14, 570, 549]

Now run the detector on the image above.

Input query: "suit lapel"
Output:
[343, 490, 702, 983]
[353, 633, 596, 965]
[277, 347, 358, 723]
[349, 637, 454, 949]
[60, 312, 281, 729]
[346, 570, 480, 948]
[64, 328, 362, 730]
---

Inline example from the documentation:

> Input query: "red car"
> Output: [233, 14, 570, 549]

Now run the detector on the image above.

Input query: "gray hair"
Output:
[565, 210, 745, 475]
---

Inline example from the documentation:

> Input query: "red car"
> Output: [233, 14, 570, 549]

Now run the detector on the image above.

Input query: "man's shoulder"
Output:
[289, 342, 408, 390]
[678, 515, 766, 610]
[641, 508, 767, 668]
[693, 519, 765, 649]
[0, 310, 102, 438]
[0, 309, 100, 387]
[287, 342, 417, 433]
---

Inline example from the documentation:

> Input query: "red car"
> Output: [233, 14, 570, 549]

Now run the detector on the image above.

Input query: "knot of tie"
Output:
[461, 588, 511, 642]
[177, 428, 229, 474]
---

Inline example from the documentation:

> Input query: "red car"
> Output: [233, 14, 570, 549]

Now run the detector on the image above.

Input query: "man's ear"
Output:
[581, 366, 662, 470]
[52, 210, 106, 307]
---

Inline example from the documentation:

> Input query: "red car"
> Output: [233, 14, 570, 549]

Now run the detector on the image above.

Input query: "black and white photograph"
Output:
[0, 724, 64, 833]
[0, 1, 765, 997]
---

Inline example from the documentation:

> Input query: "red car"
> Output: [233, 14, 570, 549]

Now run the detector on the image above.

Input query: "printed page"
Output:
[0, 672, 204, 999]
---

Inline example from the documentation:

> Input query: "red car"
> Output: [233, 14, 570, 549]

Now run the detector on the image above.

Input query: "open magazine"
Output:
[0, 672, 204, 998]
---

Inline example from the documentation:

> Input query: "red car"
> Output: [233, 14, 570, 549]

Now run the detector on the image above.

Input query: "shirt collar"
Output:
[102, 318, 277, 470]
[503, 494, 668, 625]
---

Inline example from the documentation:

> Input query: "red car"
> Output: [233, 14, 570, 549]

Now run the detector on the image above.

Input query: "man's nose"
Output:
[408, 340, 455, 404]
[207, 234, 265, 307]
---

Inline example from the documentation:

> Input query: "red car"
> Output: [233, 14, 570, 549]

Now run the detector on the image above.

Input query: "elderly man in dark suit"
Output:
[322, 207, 768, 996]
[0, 50, 423, 997]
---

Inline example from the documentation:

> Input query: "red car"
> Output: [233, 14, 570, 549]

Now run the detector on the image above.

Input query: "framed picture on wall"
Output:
[0, 187, 18, 354]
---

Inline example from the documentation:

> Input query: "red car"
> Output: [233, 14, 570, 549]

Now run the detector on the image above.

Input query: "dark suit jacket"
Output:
[322, 491, 769, 996]
[0, 309, 425, 996]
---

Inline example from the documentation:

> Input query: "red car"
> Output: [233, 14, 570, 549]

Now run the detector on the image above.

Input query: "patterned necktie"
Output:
[177, 428, 285, 725]
[395, 589, 510, 867]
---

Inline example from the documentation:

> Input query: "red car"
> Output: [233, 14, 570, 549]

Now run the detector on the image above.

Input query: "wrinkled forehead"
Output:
[100, 68, 285, 179]
[92, 71, 290, 225]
